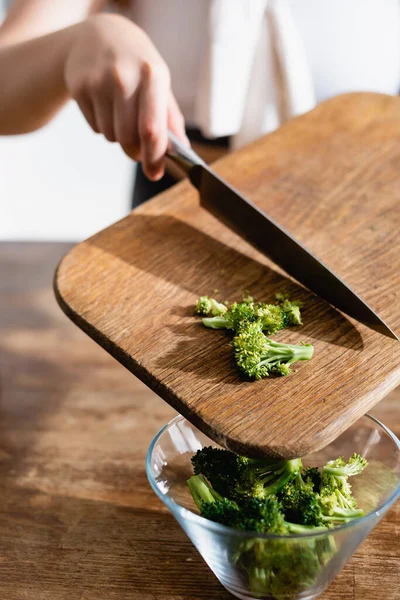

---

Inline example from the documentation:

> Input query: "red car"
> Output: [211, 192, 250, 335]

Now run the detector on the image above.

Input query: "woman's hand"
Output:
[65, 13, 188, 180]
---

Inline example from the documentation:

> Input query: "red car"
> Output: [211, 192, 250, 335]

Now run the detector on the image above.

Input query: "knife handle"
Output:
[166, 130, 206, 175]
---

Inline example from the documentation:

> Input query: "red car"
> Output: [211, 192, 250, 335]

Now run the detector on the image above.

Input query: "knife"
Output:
[166, 131, 398, 340]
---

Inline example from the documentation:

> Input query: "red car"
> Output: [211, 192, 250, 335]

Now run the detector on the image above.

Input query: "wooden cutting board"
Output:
[55, 93, 400, 459]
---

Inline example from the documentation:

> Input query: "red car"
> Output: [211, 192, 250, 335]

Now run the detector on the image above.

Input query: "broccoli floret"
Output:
[200, 497, 241, 527]
[279, 458, 368, 528]
[187, 474, 287, 533]
[323, 453, 368, 477]
[275, 292, 303, 326]
[187, 477, 325, 537]
[278, 472, 326, 527]
[191, 446, 302, 501]
[319, 454, 368, 520]
[301, 466, 322, 492]
[240, 537, 327, 599]
[191, 446, 258, 499]
[187, 475, 241, 527]
[201, 298, 302, 335]
[254, 303, 287, 335]
[202, 300, 256, 331]
[236, 497, 327, 536]
[187, 448, 366, 600]
[281, 300, 303, 326]
[233, 321, 314, 379]
[187, 473, 223, 508]
[195, 296, 227, 316]
[235, 496, 289, 535]
[197, 293, 304, 331]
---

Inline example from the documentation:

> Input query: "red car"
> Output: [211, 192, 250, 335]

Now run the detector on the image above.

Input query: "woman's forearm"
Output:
[0, 24, 81, 134]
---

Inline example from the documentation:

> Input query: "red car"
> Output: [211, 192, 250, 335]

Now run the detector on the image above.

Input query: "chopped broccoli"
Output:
[278, 470, 326, 527]
[191, 446, 302, 501]
[236, 496, 289, 534]
[187, 475, 323, 536]
[319, 453, 368, 519]
[254, 302, 287, 334]
[187, 475, 242, 527]
[194, 292, 311, 380]
[233, 321, 314, 379]
[187, 448, 367, 600]
[301, 466, 322, 492]
[186, 473, 223, 508]
[202, 300, 256, 331]
[275, 292, 303, 326]
[240, 538, 324, 599]
[323, 453, 368, 477]
[195, 296, 227, 317]
[278, 455, 368, 527]
[200, 296, 303, 335]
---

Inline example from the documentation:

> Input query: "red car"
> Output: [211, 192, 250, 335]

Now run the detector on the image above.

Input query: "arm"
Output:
[0, 0, 187, 179]
[0, 0, 105, 134]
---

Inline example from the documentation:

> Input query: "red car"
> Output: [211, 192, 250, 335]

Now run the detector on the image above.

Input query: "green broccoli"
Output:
[319, 453, 367, 520]
[278, 455, 368, 527]
[241, 539, 322, 599]
[233, 321, 314, 379]
[187, 475, 242, 527]
[254, 302, 287, 334]
[278, 471, 326, 527]
[323, 453, 368, 477]
[187, 447, 367, 600]
[186, 473, 224, 507]
[200, 296, 303, 335]
[195, 296, 227, 316]
[187, 475, 335, 598]
[275, 292, 303, 326]
[236, 496, 289, 534]
[194, 293, 311, 380]
[301, 466, 322, 492]
[191, 446, 302, 501]
[187, 475, 324, 536]
[202, 300, 256, 331]
[240, 533, 336, 599]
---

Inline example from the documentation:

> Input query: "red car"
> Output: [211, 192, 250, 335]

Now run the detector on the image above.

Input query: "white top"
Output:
[129, 0, 400, 148]
[129, 0, 210, 124]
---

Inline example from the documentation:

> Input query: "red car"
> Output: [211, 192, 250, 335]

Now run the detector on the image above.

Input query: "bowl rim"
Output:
[146, 413, 400, 540]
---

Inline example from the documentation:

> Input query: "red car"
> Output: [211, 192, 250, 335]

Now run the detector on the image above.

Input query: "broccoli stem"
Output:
[262, 458, 303, 496]
[323, 465, 363, 477]
[261, 339, 314, 365]
[285, 522, 328, 534]
[247, 566, 270, 596]
[187, 474, 223, 510]
[322, 507, 364, 522]
[202, 316, 229, 329]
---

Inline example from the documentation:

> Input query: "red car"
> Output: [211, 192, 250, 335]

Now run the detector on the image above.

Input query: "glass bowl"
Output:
[146, 414, 400, 600]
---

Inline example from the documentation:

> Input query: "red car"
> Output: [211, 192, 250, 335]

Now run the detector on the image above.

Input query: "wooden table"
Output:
[1, 242, 399, 600]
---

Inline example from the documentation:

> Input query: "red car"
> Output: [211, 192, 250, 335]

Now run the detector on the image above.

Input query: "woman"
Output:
[0, 0, 399, 186]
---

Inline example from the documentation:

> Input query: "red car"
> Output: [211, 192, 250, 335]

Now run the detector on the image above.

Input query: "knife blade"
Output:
[166, 131, 398, 340]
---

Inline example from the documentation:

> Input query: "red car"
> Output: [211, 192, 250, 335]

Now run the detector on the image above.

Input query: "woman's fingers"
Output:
[138, 62, 169, 181]
[113, 85, 141, 160]
[168, 90, 189, 145]
[92, 95, 116, 142]
[76, 93, 99, 133]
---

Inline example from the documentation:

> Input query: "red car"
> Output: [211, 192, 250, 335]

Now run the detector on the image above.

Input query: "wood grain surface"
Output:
[55, 93, 400, 459]
[1, 242, 399, 599]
